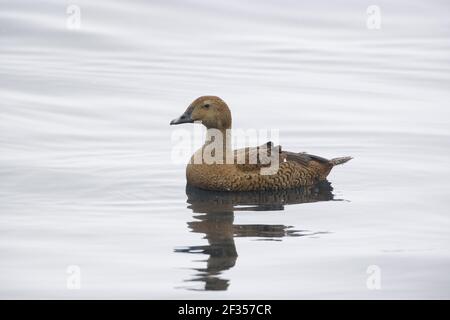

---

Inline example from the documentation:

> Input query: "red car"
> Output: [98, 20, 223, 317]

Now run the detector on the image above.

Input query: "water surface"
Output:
[1, 0, 450, 298]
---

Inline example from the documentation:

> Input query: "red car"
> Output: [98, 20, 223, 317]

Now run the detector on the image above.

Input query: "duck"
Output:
[170, 96, 352, 191]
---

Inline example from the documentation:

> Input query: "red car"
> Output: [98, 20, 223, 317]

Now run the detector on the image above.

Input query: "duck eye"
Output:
[203, 104, 210, 109]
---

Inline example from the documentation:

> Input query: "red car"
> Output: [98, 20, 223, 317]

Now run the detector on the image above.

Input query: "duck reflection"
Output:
[175, 181, 334, 291]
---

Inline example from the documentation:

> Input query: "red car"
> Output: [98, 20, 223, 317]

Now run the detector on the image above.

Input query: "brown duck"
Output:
[170, 96, 352, 191]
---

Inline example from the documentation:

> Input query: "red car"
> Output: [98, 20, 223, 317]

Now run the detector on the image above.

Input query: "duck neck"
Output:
[203, 127, 232, 164]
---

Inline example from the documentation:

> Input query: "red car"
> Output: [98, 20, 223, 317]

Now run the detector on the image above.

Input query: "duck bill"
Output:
[170, 111, 194, 125]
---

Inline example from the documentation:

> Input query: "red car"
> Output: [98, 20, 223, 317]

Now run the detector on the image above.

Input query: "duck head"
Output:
[170, 96, 232, 130]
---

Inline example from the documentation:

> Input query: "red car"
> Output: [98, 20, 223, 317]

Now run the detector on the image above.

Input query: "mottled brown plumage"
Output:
[170, 96, 352, 191]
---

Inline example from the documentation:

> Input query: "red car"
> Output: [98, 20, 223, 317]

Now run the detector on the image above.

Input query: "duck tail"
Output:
[330, 156, 353, 166]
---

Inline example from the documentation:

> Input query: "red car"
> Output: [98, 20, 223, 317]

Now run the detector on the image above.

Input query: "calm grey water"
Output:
[1, 0, 450, 299]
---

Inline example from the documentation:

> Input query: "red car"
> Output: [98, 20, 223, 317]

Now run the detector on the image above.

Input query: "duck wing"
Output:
[233, 141, 351, 174]
[234, 141, 280, 172]
[234, 142, 336, 172]
[282, 151, 330, 166]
